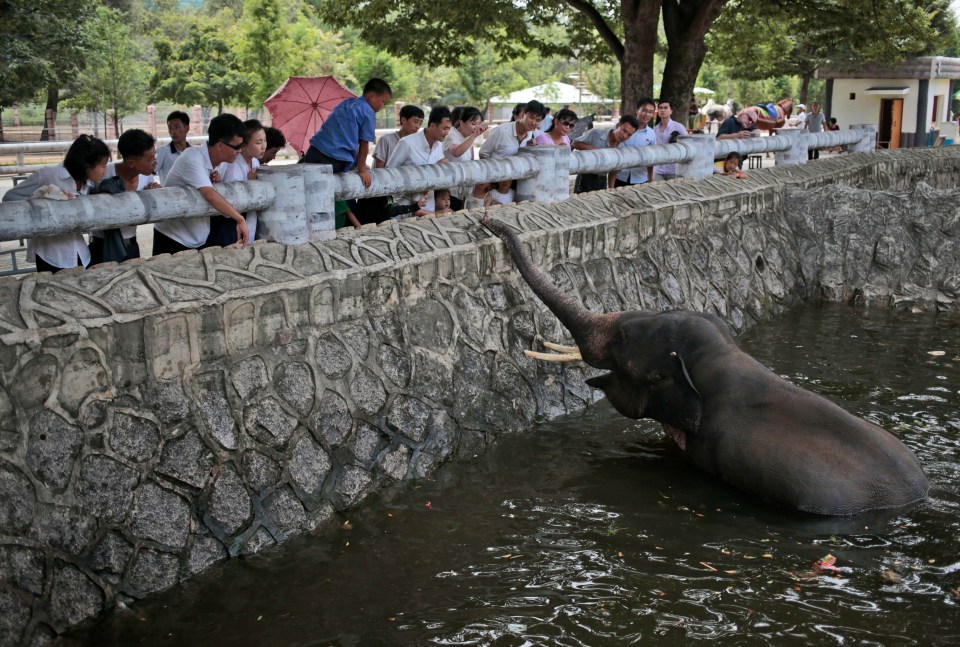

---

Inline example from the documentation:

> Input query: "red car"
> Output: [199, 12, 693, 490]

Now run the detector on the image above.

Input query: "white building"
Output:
[816, 57, 960, 148]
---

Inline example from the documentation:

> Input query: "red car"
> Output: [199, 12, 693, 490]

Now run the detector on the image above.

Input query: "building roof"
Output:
[489, 82, 609, 105]
[816, 56, 960, 80]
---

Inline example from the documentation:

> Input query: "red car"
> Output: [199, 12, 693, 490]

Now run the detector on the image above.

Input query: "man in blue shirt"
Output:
[303, 78, 392, 189]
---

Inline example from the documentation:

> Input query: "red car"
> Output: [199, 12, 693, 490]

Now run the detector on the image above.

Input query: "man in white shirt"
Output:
[373, 105, 424, 168]
[155, 110, 191, 184]
[89, 128, 160, 265]
[479, 100, 546, 159]
[386, 105, 452, 216]
[616, 98, 657, 187]
[153, 113, 249, 255]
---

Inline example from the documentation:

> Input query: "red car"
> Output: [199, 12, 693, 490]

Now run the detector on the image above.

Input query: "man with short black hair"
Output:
[652, 99, 688, 181]
[89, 128, 160, 264]
[303, 77, 393, 188]
[616, 98, 657, 187]
[374, 104, 425, 168]
[156, 110, 190, 184]
[387, 105, 452, 216]
[154, 113, 249, 255]
[479, 100, 546, 159]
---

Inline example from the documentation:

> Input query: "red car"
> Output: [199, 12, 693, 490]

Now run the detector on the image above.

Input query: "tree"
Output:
[237, 0, 297, 103]
[0, 0, 97, 139]
[708, 0, 957, 104]
[151, 17, 254, 114]
[315, 0, 730, 118]
[71, 6, 151, 137]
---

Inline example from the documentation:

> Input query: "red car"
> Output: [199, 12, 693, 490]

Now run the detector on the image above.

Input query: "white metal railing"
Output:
[0, 127, 883, 258]
[0, 136, 209, 175]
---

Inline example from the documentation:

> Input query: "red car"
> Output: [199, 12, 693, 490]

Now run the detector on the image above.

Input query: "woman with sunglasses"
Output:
[533, 108, 578, 149]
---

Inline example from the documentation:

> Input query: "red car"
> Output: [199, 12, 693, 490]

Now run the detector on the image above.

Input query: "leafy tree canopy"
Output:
[0, 0, 98, 106]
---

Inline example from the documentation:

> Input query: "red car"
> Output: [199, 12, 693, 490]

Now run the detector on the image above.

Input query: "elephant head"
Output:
[481, 215, 928, 516]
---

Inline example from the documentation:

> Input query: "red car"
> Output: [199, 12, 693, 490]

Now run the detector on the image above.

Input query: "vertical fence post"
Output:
[774, 128, 806, 165]
[848, 125, 878, 153]
[676, 134, 716, 180]
[516, 145, 570, 203]
[147, 105, 157, 137]
[256, 164, 335, 244]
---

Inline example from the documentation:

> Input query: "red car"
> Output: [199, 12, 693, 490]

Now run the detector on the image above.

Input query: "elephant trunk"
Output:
[482, 216, 617, 369]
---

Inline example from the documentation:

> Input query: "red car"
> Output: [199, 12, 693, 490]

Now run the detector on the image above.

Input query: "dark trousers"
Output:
[808, 149, 820, 160]
[207, 216, 239, 247]
[152, 230, 195, 256]
[301, 146, 353, 172]
[88, 236, 141, 266]
[35, 254, 83, 274]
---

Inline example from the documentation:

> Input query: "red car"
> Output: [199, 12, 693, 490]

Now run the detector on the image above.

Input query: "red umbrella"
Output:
[264, 76, 357, 156]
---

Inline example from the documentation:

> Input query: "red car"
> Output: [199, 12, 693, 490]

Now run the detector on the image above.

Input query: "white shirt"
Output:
[373, 131, 402, 166]
[489, 187, 514, 205]
[92, 162, 158, 239]
[386, 130, 445, 212]
[616, 125, 656, 184]
[222, 155, 260, 241]
[157, 145, 225, 248]
[479, 122, 533, 160]
[443, 127, 475, 202]
[2, 165, 93, 269]
[156, 141, 189, 184]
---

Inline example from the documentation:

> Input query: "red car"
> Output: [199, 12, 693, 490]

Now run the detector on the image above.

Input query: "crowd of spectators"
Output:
[4, 76, 833, 274]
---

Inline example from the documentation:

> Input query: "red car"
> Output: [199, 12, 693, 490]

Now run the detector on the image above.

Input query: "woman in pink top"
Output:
[533, 108, 578, 148]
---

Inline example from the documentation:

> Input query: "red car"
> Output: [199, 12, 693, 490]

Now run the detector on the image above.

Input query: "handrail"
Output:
[0, 127, 880, 246]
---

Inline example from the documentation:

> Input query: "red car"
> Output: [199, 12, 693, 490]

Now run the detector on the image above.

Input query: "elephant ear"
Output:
[671, 351, 701, 398]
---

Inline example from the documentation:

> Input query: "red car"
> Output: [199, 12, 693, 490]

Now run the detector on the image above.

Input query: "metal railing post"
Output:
[849, 125, 878, 153]
[676, 134, 716, 180]
[773, 128, 806, 165]
[516, 145, 570, 203]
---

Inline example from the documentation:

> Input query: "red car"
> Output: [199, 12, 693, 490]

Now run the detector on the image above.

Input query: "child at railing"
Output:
[2, 134, 110, 273]
[489, 180, 514, 206]
[714, 152, 748, 179]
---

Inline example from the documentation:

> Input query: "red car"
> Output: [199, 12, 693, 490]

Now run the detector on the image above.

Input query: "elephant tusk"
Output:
[542, 341, 581, 354]
[524, 349, 583, 362]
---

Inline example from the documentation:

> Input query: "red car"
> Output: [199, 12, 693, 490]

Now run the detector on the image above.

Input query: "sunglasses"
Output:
[222, 141, 243, 151]
[559, 120, 577, 127]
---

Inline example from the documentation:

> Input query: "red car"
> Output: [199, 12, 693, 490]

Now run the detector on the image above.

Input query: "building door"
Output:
[878, 99, 903, 149]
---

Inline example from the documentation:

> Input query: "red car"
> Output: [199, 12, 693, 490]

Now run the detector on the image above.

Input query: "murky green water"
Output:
[65, 304, 960, 646]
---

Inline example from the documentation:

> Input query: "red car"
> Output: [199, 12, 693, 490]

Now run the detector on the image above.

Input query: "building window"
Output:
[849, 93, 856, 100]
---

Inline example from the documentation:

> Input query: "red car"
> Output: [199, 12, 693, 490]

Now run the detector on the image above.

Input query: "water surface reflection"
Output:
[65, 304, 960, 646]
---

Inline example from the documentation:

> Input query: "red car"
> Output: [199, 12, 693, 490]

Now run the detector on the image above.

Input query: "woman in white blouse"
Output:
[443, 107, 488, 210]
[2, 134, 110, 273]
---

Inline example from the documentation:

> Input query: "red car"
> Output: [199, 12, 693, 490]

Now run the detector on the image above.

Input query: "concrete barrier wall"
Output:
[1, 147, 959, 645]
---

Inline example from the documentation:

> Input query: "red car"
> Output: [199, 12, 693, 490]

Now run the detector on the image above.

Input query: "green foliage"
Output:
[708, 0, 957, 85]
[237, 0, 296, 103]
[0, 0, 98, 106]
[454, 41, 529, 106]
[150, 14, 254, 111]
[69, 6, 151, 135]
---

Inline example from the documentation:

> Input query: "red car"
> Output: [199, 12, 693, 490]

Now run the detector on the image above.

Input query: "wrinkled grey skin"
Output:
[482, 216, 928, 516]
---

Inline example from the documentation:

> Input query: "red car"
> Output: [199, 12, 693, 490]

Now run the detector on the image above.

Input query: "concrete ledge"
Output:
[1, 147, 959, 645]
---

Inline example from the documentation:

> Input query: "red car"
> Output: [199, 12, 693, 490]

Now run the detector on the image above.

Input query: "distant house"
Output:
[487, 82, 613, 122]
[816, 56, 960, 148]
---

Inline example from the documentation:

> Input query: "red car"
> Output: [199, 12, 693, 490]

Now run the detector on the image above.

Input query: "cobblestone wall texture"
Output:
[1, 147, 959, 645]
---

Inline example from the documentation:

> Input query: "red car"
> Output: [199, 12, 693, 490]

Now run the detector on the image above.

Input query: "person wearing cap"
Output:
[793, 103, 807, 129]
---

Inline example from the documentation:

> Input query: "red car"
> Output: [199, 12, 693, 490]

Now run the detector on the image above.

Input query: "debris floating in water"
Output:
[928, 350, 946, 356]
[814, 554, 841, 574]
[425, 501, 433, 510]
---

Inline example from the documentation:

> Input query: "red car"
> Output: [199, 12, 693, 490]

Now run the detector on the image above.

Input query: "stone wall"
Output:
[1, 147, 959, 646]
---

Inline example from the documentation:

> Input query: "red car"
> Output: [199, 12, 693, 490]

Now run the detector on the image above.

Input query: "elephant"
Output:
[481, 216, 928, 516]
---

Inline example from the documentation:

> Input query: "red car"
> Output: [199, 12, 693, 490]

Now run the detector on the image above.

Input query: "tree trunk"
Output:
[620, 0, 661, 114]
[39, 86, 59, 141]
[660, 0, 729, 121]
[799, 71, 811, 106]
